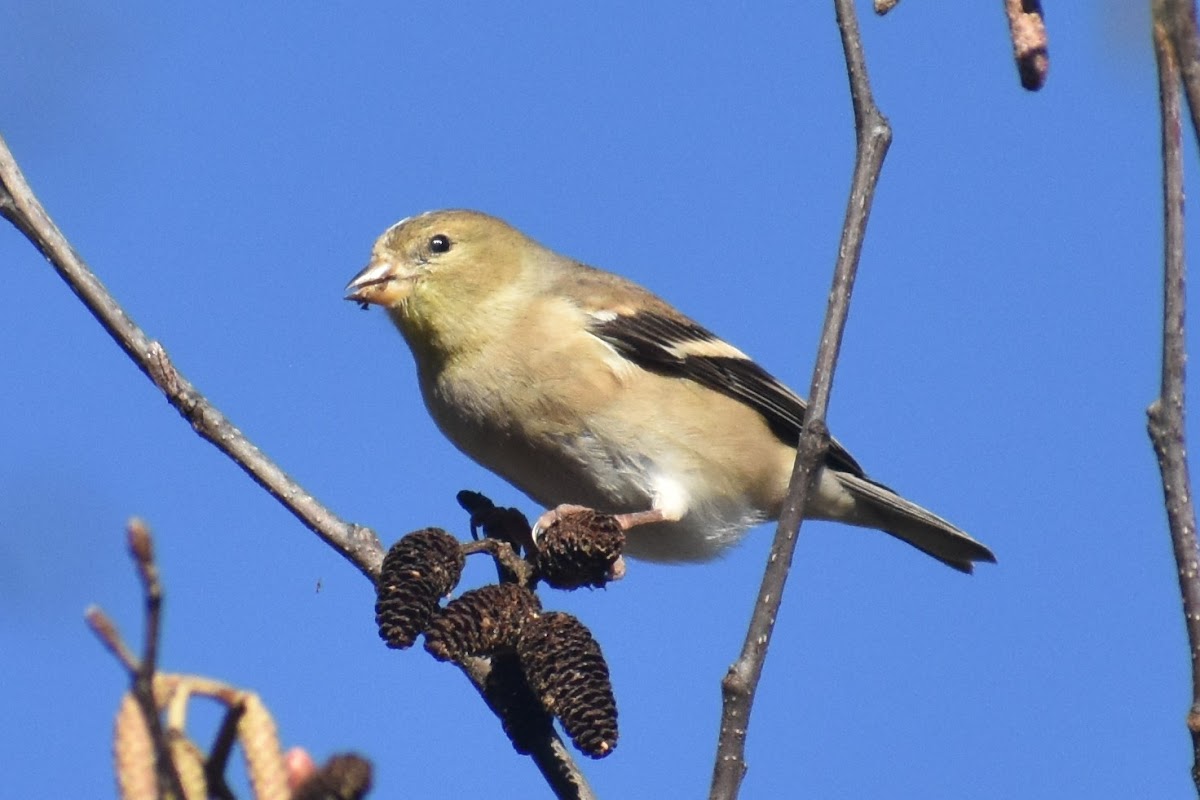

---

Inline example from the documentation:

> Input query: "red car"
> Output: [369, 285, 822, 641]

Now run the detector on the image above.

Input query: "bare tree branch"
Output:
[873, 0, 901, 16]
[1003, 0, 1049, 91]
[124, 518, 188, 800]
[84, 525, 189, 800]
[1149, 4, 1200, 794]
[709, 2, 891, 797]
[0, 135, 592, 800]
[205, 702, 245, 800]
[1159, 0, 1200, 149]
[0, 143, 384, 581]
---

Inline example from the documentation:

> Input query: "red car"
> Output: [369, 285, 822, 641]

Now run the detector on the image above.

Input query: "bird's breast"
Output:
[426, 360, 658, 511]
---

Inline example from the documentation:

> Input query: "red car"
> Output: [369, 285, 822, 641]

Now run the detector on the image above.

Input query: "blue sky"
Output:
[1, 3, 1190, 798]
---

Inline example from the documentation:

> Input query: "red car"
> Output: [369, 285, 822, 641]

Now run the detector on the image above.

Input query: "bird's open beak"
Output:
[344, 258, 416, 307]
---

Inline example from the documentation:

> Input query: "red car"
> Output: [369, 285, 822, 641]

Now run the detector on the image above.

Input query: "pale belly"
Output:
[426, 383, 770, 562]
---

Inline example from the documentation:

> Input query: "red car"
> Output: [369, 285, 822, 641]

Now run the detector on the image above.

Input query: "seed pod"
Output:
[424, 583, 542, 663]
[535, 509, 625, 589]
[516, 611, 618, 758]
[375, 528, 465, 649]
[291, 753, 373, 800]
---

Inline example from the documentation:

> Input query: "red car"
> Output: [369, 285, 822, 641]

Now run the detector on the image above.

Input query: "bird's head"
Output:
[346, 209, 529, 311]
[345, 209, 554, 369]
[346, 209, 543, 356]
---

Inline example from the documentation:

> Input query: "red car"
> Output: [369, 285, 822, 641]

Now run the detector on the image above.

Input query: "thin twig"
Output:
[86, 530, 189, 800]
[123, 518, 188, 800]
[127, 519, 163, 697]
[709, 2, 891, 797]
[1003, 0, 1049, 91]
[85, 606, 141, 674]
[461, 537, 537, 587]
[1160, 0, 1200, 149]
[204, 703, 246, 800]
[0, 134, 590, 797]
[456, 509, 594, 798]
[455, 656, 597, 800]
[1149, 7, 1200, 795]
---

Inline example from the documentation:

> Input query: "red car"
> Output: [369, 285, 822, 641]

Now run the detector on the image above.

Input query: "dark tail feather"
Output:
[834, 472, 996, 573]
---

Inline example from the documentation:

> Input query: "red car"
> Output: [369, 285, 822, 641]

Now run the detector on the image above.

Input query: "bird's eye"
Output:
[429, 234, 452, 254]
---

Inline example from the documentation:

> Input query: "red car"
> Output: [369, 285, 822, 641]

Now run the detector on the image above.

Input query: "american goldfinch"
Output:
[346, 210, 995, 573]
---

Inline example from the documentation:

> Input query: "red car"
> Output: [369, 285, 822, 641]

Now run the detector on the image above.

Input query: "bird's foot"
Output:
[531, 504, 593, 541]
[531, 505, 628, 587]
[533, 504, 670, 539]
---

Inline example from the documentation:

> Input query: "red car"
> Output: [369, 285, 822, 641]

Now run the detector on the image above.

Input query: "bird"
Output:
[345, 209, 995, 572]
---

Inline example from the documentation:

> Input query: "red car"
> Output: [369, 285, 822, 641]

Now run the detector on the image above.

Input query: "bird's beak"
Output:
[344, 258, 416, 307]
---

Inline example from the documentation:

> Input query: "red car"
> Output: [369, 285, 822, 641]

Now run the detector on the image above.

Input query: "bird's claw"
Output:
[531, 504, 592, 543]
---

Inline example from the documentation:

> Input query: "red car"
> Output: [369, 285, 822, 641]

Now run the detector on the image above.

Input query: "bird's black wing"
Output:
[589, 310, 865, 477]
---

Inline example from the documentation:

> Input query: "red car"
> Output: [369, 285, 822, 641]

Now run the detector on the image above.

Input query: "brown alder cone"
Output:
[516, 611, 618, 758]
[484, 651, 558, 755]
[375, 528, 465, 649]
[291, 753, 374, 800]
[423, 583, 542, 662]
[534, 507, 626, 589]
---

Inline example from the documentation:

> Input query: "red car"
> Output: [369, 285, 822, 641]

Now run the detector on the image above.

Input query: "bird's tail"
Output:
[833, 472, 996, 573]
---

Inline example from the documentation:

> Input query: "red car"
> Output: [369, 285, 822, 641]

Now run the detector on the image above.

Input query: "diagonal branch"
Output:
[0, 142, 384, 581]
[0, 135, 592, 800]
[1149, 4, 1200, 795]
[708, 1, 891, 797]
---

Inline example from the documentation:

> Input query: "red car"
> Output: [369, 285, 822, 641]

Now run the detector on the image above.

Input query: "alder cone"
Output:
[424, 582, 542, 662]
[484, 651, 557, 755]
[375, 528, 464, 649]
[535, 509, 625, 589]
[516, 611, 618, 758]
[291, 753, 373, 800]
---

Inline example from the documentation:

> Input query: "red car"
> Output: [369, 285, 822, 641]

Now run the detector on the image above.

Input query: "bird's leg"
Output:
[610, 507, 674, 531]
[533, 502, 681, 543]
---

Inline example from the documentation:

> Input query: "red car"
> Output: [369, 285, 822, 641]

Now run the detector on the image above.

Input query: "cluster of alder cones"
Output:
[373, 494, 625, 759]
